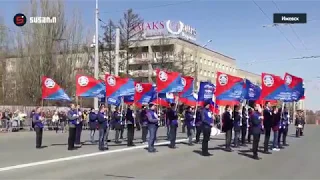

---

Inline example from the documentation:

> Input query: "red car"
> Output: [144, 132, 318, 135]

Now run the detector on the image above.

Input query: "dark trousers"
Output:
[127, 124, 135, 145]
[98, 128, 106, 150]
[296, 127, 302, 137]
[252, 133, 260, 157]
[148, 124, 157, 151]
[264, 127, 271, 152]
[75, 124, 82, 145]
[187, 126, 195, 144]
[120, 125, 125, 139]
[247, 127, 252, 143]
[35, 126, 43, 148]
[141, 126, 148, 142]
[202, 125, 211, 154]
[169, 125, 177, 147]
[166, 125, 170, 140]
[68, 127, 76, 150]
[234, 130, 240, 147]
[90, 129, 96, 143]
[195, 126, 202, 142]
[278, 128, 288, 145]
[136, 121, 141, 131]
[225, 129, 232, 149]
[241, 126, 247, 144]
[182, 122, 186, 133]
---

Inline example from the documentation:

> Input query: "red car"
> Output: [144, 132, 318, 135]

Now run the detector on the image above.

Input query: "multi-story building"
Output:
[127, 36, 260, 89]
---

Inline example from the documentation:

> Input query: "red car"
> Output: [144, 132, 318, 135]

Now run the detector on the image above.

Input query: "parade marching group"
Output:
[32, 100, 306, 160]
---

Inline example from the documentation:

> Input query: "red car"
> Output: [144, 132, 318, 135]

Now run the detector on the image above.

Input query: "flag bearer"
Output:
[33, 107, 44, 149]
[126, 105, 135, 146]
[278, 107, 289, 147]
[195, 107, 203, 144]
[67, 104, 79, 150]
[263, 101, 272, 154]
[146, 103, 159, 153]
[75, 105, 83, 148]
[233, 105, 242, 148]
[222, 105, 233, 152]
[97, 106, 108, 151]
[185, 106, 195, 146]
[201, 102, 214, 156]
[113, 107, 122, 143]
[167, 103, 179, 149]
[89, 108, 98, 143]
[140, 106, 148, 144]
[251, 104, 263, 160]
[241, 106, 249, 146]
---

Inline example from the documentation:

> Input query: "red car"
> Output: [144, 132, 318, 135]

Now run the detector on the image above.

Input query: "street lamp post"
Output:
[93, 0, 99, 109]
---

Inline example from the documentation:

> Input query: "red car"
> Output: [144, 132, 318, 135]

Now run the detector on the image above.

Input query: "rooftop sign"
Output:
[134, 20, 197, 41]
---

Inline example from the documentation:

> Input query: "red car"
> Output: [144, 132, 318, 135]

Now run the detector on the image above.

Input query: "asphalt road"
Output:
[0, 125, 319, 179]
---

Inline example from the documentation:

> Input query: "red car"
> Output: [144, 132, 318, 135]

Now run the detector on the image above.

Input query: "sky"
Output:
[1, 0, 319, 110]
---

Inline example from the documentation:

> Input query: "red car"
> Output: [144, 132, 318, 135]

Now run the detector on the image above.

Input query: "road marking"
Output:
[0, 132, 222, 173]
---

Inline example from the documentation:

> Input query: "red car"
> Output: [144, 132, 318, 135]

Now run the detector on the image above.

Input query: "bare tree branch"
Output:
[119, 9, 143, 75]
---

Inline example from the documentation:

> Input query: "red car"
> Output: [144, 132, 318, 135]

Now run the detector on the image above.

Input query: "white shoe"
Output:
[272, 148, 280, 151]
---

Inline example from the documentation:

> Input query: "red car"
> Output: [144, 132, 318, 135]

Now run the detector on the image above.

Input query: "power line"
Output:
[252, 0, 298, 51]
[239, 55, 320, 65]
[271, 1, 308, 50]
[100, 0, 195, 14]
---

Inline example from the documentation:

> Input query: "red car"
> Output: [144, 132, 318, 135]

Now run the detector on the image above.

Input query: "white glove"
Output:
[193, 115, 196, 119]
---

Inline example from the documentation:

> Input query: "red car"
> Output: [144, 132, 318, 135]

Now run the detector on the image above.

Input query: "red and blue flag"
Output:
[179, 76, 194, 97]
[105, 74, 135, 98]
[76, 75, 105, 97]
[180, 93, 198, 107]
[215, 72, 244, 106]
[134, 82, 154, 107]
[261, 73, 294, 101]
[156, 69, 184, 93]
[283, 73, 305, 101]
[41, 76, 70, 101]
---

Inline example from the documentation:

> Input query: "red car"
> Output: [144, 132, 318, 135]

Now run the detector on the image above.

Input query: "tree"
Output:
[119, 9, 143, 75]
[153, 36, 174, 69]
[174, 48, 194, 76]
[14, 0, 85, 105]
[101, 19, 116, 75]
[0, 16, 8, 104]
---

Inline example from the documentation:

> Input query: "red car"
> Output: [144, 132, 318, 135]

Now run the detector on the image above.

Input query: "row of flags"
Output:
[41, 69, 305, 112]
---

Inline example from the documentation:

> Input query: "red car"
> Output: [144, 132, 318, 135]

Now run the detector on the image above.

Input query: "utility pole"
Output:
[115, 28, 120, 76]
[93, 0, 99, 109]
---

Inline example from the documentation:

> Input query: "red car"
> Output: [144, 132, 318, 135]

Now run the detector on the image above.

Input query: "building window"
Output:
[200, 58, 202, 63]
[200, 69, 203, 75]
[212, 72, 215, 77]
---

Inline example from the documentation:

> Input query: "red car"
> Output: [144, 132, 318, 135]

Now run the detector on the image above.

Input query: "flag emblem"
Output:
[107, 76, 116, 86]
[158, 71, 168, 82]
[78, 76, 89, 87]
[135, 83, 143, 93]
[181, 77, 186, 87]
[285, 75, 292, 85]
[263, 74, 274, 87]
[44, 78, 55, 88]
[218, 74, 228, 86]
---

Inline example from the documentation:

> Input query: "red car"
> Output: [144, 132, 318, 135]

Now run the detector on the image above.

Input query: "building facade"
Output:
[127, 36, 260, 89]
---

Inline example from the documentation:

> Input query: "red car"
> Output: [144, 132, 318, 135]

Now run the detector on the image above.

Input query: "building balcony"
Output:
[129, 53, 175, 65]
[129, 70, 156, 78]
